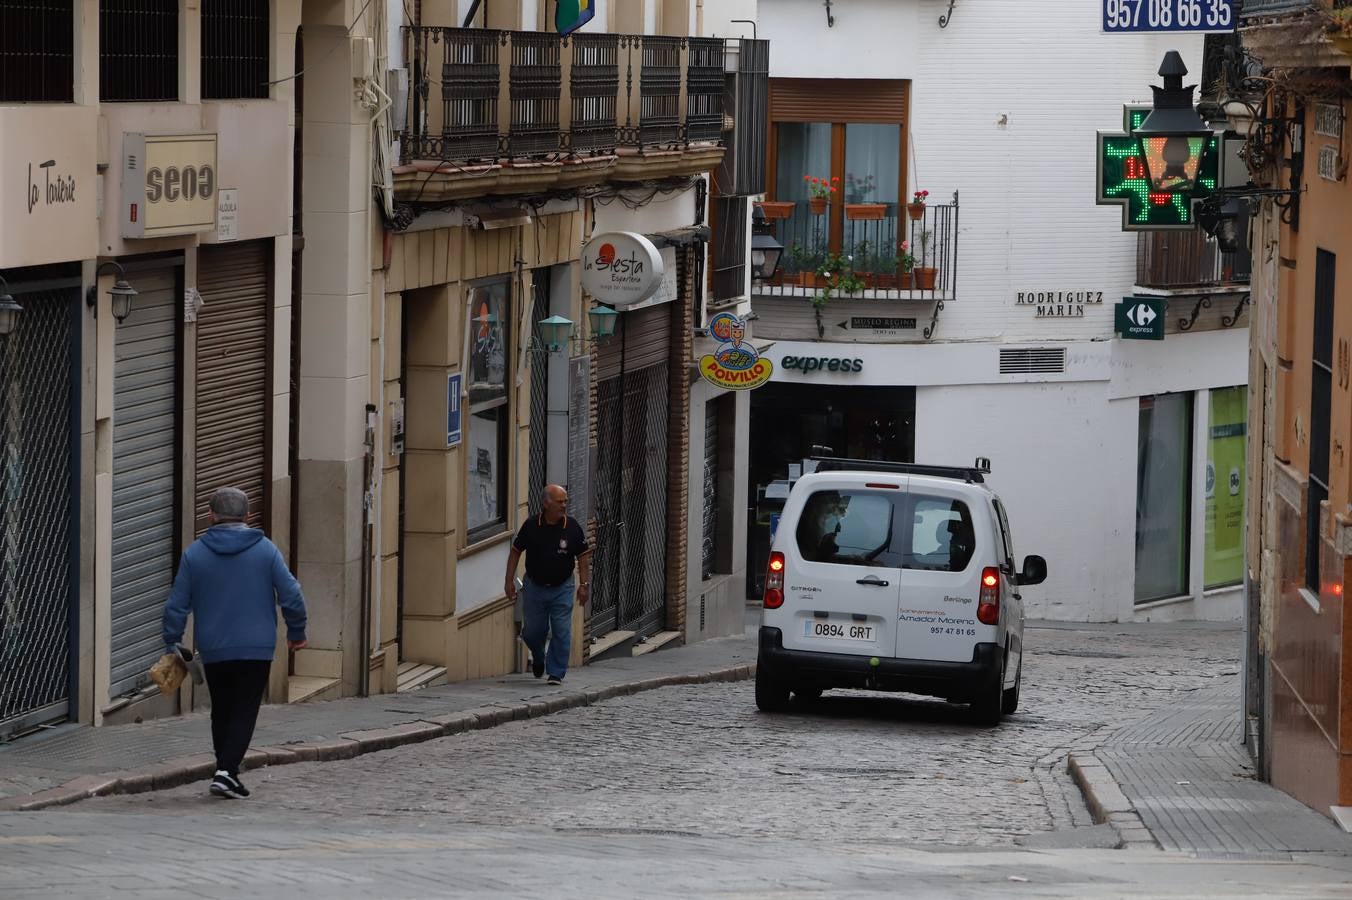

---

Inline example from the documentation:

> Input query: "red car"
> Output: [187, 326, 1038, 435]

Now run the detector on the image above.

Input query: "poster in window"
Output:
[467, 283, 508, 405]
[1204, 386, 1246, 588]
[466, 407, 503, 534]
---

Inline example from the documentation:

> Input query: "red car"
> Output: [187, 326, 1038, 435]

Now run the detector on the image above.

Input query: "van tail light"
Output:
[764, 551, 786, 609]
[977, 567, 1000, 625]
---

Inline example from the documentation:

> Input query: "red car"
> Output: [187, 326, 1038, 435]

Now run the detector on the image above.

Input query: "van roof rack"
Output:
[810, 457, 991, 484]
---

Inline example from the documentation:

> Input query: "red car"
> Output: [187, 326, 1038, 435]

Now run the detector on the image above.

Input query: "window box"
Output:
[845, 203, 888, 221]
[756, 200, 796, 220]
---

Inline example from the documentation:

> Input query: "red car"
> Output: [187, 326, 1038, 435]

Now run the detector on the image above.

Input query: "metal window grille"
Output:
[714, 38, 768, 196]
[527, 282, 549, 513]
[568, 34, 618, 155]
[712, 196, 748, 301]
[438, 28, 502, 161]
[201, 0, 270, 100]
[1315, 103, 1344, 139]
[701, 401, 719, 580]
[1318, 145, 1341, 182]
[0, 0, 74, 102]
[100, 0, 178, 101]
[686, 37, 724, 145]
[0, 284, 75, 738]
[639, 36, 681, 147]
[508, 33, 560, 157]
[998, 347, 1066, 375]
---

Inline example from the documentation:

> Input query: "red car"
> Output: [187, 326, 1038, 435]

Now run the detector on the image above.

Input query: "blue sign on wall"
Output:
[447, 373, 462, 447]
[1103, 0, 1234, 32]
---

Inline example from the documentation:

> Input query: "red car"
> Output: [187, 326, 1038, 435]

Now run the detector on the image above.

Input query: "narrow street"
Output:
[4, 622, 1350, 897]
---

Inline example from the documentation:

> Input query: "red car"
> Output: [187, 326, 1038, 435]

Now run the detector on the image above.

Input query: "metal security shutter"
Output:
[701, 401, 718, 580]
[620, 303, 671, 374]
[110, 269, 179, 697]
[195, 242, 270, 534]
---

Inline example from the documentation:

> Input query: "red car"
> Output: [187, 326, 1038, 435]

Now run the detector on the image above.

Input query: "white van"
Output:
[755, 458, 1047, 725]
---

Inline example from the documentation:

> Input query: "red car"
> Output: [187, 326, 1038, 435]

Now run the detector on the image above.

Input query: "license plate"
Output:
[804, 620, 875, 641]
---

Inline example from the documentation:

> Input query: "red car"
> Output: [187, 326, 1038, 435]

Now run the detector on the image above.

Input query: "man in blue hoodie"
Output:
[163, 487, 307, 799]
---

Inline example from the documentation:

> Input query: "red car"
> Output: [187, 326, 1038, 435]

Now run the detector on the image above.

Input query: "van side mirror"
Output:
[1018, 555, 1047, 586]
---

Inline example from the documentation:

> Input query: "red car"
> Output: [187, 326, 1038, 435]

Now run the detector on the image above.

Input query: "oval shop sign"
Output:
[581, 231, 664, 307]
[699, 312, 772, 391]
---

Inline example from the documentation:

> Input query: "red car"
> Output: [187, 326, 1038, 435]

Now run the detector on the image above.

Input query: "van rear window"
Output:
[907, 495, 975, 572]
[795, 490, 902, 568]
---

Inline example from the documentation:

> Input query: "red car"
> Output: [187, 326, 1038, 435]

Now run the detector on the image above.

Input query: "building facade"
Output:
[0, 0, 301, 736]
[1237, 0, 1352, 819]
[746, 0, 1249, 622]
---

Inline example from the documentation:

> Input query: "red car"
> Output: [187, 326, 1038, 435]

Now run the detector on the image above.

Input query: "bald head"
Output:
[542, 484, 568, 523]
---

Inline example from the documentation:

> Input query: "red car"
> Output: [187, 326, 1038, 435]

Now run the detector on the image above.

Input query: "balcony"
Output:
[1134, 229, 1251, 293]
[1240, 0, 1352, 68]
[395, 28, 727, 203]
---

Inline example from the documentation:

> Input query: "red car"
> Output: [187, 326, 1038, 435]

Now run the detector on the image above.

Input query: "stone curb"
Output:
[0, 662, 755, 813]
[1066, 752, 1159, 851]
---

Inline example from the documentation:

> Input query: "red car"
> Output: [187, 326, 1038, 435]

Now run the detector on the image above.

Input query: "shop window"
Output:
[100, 0, 178, 102]
[795, 490, 902, 568]
[1204, 386, 1246, 589]
[701, 394, 736, 580]
[1308, 249, 1336, 593]
[202, 0, 270, 100]
[1, 0, 74, 102]
[1135, 393, 1193, 603]
[466, 281, 511, 544]
[905, 495, 975, 573]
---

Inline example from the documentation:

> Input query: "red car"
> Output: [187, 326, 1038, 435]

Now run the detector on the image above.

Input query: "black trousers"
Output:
[204, 660, 271, 777]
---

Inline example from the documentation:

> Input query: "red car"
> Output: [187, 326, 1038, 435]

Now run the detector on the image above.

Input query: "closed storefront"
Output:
[589, 301, 672, 640]
[110, 266, 180, 698]
[0, 272, 80, 738]
[195, 241, 271, 533]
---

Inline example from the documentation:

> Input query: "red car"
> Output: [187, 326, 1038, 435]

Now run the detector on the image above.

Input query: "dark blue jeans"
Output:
[521, 576, 574, 679]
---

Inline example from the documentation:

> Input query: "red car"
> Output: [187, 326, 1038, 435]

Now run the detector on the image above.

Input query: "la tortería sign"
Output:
[122, 133, 219, 239]
[581, 232, 664, 307]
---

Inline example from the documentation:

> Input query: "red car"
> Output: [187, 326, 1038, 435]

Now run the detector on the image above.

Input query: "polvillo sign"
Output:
[700, 313, 772, 391]
[581, 232, 664, 307]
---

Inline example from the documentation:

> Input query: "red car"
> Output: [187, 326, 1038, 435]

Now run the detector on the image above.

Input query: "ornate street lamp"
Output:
[0, 277, 22, 338]
[537, 315, 575, 353]
[750, 206, 784, 282]
[1136, 51, 1213, 194]
[587, 304, 618, 340]
[86, 261, 139, 324]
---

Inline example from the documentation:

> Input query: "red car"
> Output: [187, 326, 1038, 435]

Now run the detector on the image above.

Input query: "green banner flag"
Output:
[556, 0, 595, 35]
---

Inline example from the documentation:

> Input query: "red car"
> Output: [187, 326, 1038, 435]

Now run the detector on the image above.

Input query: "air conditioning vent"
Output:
[999, 347, 1066, 375]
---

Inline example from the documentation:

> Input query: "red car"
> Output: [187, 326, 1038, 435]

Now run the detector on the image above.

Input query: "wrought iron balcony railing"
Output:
[1134, 229, 1251, 292]
[752, 193, 959, 303]
[401, 27, 726, 164]
[1241, 0, 1350, 17]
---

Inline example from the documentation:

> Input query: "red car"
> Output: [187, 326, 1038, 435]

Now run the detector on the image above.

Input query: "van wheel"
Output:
[755, 667, 791, 713]
[970, 662, 1005, 727]
[1001, 662, 1022, 715]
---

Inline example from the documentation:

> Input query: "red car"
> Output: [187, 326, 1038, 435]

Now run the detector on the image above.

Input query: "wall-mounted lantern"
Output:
[86, 261, 139, 324]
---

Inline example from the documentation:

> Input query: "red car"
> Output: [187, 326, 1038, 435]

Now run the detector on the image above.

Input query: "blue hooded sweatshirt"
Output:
[162, 524, 307, 664]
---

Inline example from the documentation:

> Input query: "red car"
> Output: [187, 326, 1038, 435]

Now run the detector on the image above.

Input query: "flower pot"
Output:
[899, 272, 914, 290]
[874, 273, 897, 290]
[795, 271, 817, 288]
[915, 267, 938, 291]
[756, 200, 795, 220]
[907, 202, 926, 221]
[809, 196, 829, 215]
[845, 203, 888, 221]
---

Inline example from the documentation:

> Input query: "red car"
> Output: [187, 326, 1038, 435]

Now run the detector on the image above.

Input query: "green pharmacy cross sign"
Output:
[1097, 106, 1220, 231]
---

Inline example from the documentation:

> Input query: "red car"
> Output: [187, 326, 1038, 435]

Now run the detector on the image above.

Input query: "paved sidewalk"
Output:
[0, 633, 756, 811]
[1069, 679, 1352, 857]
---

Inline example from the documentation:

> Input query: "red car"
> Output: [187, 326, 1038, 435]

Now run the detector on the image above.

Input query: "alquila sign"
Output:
[122, 132, 219, 239]
[1015, 290, 1106, 318]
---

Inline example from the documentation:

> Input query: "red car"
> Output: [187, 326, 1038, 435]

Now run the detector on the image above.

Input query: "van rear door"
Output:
[894, 481, 990, 662]
[776, 477, 907, 658]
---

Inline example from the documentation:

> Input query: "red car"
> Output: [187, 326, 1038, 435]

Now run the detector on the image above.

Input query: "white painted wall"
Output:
[758, 0, 1206, 344]
[702, 0, 760, 39]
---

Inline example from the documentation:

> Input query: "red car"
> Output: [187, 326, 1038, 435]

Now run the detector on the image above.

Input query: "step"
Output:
[632, 630, 682, 657]
[287, 675, 341, 704]
[588, 629, 637, 663]
[396, 661, 448, 693]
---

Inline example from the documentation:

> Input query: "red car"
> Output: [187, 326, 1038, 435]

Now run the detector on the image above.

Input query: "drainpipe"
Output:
[360, 403, 377, 696]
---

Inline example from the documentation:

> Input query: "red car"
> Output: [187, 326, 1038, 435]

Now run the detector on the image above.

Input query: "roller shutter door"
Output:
[110, 269, 179, 697]
[195, 242, 270, 534]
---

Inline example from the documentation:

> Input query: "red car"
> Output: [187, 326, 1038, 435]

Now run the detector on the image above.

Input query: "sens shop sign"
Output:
[122, 133, 219, 239]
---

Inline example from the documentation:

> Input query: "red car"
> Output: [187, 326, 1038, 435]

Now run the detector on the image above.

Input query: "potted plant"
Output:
[907, 189, 929, 221]
[787, 243, 821, 288]
[1325, 5, 1352, 56]
[809, 251, 866, 337]
[755, 200, 795, 220]
[914, 228, 938, 290]
[805, 175, 837, 215]
[897, 240, 915, 290]
[846, 202, 888, 221]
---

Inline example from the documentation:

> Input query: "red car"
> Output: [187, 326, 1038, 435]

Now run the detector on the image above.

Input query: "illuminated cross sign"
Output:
[1096, 106, 1219, 231]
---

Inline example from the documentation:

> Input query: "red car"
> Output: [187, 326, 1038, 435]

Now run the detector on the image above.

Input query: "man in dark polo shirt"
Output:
[505, 484, 591, 685]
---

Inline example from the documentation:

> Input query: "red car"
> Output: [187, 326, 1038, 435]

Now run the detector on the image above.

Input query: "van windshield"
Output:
[795, 490, 902, 568]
